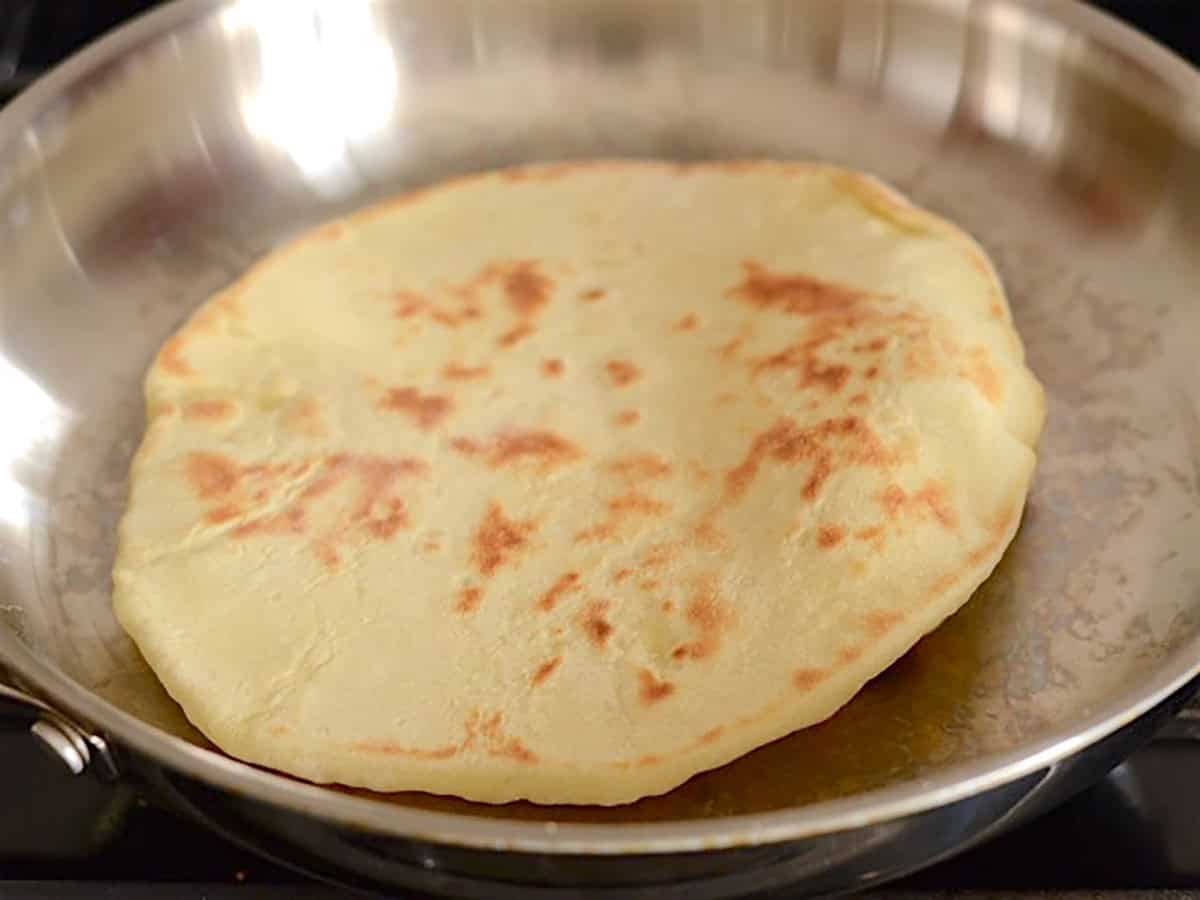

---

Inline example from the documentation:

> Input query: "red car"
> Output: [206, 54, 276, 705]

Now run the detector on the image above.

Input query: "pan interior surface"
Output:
[0, 0, 1199, 842]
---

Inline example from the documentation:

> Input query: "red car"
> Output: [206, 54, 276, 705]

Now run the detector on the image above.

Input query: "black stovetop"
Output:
[7, 710, 1200, 896]
[2, 1, 1199, 897]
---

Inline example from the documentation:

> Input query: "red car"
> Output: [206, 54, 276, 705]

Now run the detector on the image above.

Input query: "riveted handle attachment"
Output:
[0, 681, 118, 779]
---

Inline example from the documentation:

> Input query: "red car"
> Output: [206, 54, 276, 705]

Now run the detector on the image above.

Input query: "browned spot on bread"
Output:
[817, 524, 846, 549]
[642, 542, 678, 569]
[456, 586, 483, 615]
[574, 522, 616, 544]
[542, 358, 565, 378]
[352, 741, 458, 760]
[537, 572, 581, 612]
[158, 335, 194, 378]
[662, 599, 676, 613]
[450, 436, 482, 457]
[473, 502, 535, 578]
[725, 417, 895, 504]
[359, 708, 539, 764]
[444, 362, 490, 381]
[445, 263, 499, 305]
[580, 600, 614, 648]
[755, 342, 853, 394]
[849, 393, 868, 407]
[498, 322, 535, 347]
[964, 346, 1003, 405]
[350, 458, 421, 536]
[856, 525, 885, 543]
[607, 453, 672, 482]
[368, 700, 542, 761]
[878, 480, 960, 531]
[904, 343, 941, 378]
[640, 579, 660, 591]
[491, 430, 582, 468]
[422, 539, 442, 553]
[637, 754, 662, 767]
[268, 724, 289, 736]
[839, 646, 864, 664]
[865, 365, 880, 379]
[613, 568, 633, 584]
[186, 453, 240, 499]
[611, 492, 669, 516]
[496, 738, 538, 764]
[674, 313, 700, 332]
[865, 609, 904, 636]
[503, 260, 553, 318]
[392, 289, 426, 318]
[315, 544, 341, 569]
[580, 288, 606, 302]
[730, 261, 865, 317]
[880, 484, 908, 519]
[204, 504, 241, 525]
[638, 669, 675, 705]
[718, 335, 746, 362]
[915, 481, 959, 530]
[532, 656, 562, 686]
[694, 520, 725, 549]
[575, 491, 670, 543]
[196, 454, 426, 568]
[380, 387, 454, 429]
[701, 726, 725, 743]
[614, 409, 640, 427]
[452, 428, 583, 472]
[184, 399, 236, 423]
[606, 359, 640, 387]
[743, 276, 922, 397]
[308, 456, 425, 563]
[394, 288, 479, 328]
[671, 576, 732, 662]
[793, 668, 829, 689]
[855, 337, 889, 354]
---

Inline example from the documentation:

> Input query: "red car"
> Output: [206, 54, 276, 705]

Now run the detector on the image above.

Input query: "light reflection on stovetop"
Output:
[5, 708, 1200, 894]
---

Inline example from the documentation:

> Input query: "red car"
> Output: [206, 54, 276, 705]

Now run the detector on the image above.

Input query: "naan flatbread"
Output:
[114, 161, 1045, 804]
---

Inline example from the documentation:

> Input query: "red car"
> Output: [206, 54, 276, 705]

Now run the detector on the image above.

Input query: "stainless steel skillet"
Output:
[1, 0, 1199, 895]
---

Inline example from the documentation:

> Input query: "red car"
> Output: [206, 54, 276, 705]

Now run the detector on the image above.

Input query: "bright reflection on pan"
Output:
[230, 0, 401, 191]
[969, 1, 1070, 153]
[0, 356, 65, 529]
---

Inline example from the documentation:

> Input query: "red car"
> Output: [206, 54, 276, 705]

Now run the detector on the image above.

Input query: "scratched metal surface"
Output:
[0, 0, 1197, 848]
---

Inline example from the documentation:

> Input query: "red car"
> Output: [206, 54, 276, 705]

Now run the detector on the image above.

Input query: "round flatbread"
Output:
[113, 161, 1045, 805]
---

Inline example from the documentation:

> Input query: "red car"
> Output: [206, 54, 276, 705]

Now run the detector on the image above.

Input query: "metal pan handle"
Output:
[0, 680, 118, 779]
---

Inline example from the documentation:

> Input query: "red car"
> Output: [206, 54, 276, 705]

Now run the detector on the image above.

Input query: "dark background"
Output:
[2, 0, 1199, 897]
[2, 0, 1199, 101]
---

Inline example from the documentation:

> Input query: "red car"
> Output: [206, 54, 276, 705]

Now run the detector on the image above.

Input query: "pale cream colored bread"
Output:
[113, 161, 1045, 805]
